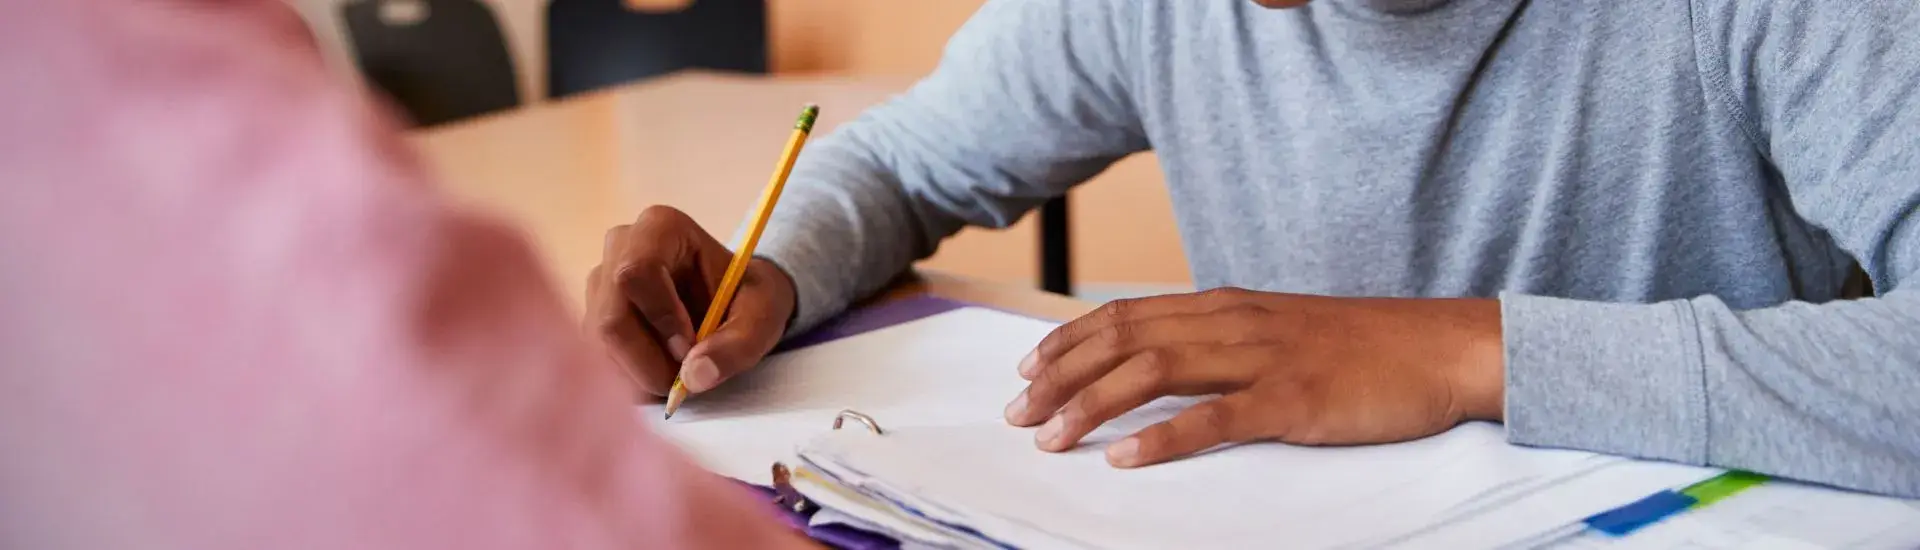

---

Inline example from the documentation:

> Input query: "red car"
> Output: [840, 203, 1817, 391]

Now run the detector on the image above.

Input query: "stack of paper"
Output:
[790, 403, 1720, 549]
[648, 306, 1723, 549]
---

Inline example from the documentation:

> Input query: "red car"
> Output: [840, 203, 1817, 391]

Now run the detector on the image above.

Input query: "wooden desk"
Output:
[408, 71, 1092, 321]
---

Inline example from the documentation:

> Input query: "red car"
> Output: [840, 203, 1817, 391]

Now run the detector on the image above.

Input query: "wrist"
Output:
[749, 256, 801, 332]
[1447, 299, 1507, 422]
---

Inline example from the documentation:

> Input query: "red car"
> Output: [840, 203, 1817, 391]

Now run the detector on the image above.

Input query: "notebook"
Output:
[789, 406, 1721, 549]
[643, 304, 1047, 482]
[648, 305, 1722, 549]
[1541, 478, 1920, 549]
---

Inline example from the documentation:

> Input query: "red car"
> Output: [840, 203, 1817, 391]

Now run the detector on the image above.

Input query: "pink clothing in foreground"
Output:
[0, 2, 802, 548]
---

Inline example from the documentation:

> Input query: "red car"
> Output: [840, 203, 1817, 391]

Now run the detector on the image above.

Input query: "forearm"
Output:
[746, 129, 957, 335]
[742, 0, 1149, 335]
[1497, 288, 1920, 498]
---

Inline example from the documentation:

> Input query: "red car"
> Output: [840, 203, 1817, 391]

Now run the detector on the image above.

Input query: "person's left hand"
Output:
[1002, 288, 1507, 468]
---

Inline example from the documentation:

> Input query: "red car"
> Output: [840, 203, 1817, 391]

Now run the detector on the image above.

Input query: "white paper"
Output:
[641, 307, 1056, 483]
[1556, 481, 1920, 549]
[1376, 459, 1722, 548]
[797, 398, 1715, 550]
[795, 469, 979, 548]
[640, 305, 1781, 550]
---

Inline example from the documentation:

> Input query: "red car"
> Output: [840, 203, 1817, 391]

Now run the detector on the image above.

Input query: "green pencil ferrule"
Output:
[795, 105, 820, 132]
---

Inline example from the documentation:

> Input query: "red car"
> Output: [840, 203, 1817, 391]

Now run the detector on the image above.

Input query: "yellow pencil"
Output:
[663, 103, 819, 420]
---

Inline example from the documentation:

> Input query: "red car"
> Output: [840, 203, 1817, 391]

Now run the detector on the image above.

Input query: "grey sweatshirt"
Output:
[747, 0, 1920, 497]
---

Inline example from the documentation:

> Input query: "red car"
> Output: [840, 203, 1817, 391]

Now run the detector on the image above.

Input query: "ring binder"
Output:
[769, 409, 885, 516]
[769, 463, 814, 514]
[832, 409, 884, 435]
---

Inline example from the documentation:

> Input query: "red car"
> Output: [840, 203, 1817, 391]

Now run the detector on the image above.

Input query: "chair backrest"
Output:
[546, 0, 767, 100]
[341, 0, 521, 127]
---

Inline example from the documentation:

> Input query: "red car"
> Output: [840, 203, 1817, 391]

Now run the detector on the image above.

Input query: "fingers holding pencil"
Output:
[676, 258, 796, 393]
[579, 105, 819, 415]
[663, 104, 819, 419]
[587, 207, 798, 400]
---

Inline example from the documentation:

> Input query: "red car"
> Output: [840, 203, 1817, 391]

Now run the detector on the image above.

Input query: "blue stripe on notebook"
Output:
[1583, 490, 1698, 536]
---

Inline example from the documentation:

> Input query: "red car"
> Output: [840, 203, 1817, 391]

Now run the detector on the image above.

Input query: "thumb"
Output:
[677, 280, 791, 394]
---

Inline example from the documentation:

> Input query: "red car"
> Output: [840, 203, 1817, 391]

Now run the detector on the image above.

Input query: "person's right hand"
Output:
[586, 206, 798, 401]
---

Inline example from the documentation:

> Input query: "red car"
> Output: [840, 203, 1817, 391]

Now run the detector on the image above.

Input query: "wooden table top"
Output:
[408, 71, 1092, 322]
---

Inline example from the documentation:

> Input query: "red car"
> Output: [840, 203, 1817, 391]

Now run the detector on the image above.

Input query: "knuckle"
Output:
[635, 204, 691, 226]
[602, 224, 628, 245]
[643, 311, 682, 334]
[1223, 305, 1271, 341]
[594, 315, 630, 342]
[1029, 378, 1075, 410]
[1261, 382, 1316, 440]
[1200, 286, 1251, 305]
[1098, 298, 1135, 322]
[1093, 324, 1133, 354]
[1225, 302, 1266, 317]
[635, 206, 705, 242]
[626, 294, 684, 331]
[1269, 371, 1311, 397]
[611, 264, 645, 293]
[1028, 369, 1062, 401]
[1192, 401, 1236, 437]
[1059, 398, 1091, 427]
[1036, 326, 1072, 356]
[1135, 349, 1176, 387]
[1139, 423, 1175, 451]
[612, 259, 660, 290]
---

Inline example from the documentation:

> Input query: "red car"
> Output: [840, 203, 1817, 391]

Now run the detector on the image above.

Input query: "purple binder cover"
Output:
[738, 481, 900, 550]
[772, 295, 973, 353]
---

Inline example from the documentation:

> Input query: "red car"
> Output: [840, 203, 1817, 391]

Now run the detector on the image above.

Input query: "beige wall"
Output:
[285, 0, 983, 100]
[288, 0, 1191, 290]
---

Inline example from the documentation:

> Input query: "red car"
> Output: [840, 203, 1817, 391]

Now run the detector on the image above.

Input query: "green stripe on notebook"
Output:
[1681, 471, 1769, 508]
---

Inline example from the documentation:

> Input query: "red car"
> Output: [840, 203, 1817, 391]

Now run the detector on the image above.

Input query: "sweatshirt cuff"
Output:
[1498, 293, 1710, 466]
[744, 235, 847, 340]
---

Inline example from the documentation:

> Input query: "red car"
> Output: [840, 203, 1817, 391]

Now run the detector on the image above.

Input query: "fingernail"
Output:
[1004, 391, 1029, 422]
[683, 356, 720, 392]
[1035, 415, 1064, 448]
[666, 335, 691, 362]
[1107, 437, 1141, 467]
[1018, 351, 1038, 378]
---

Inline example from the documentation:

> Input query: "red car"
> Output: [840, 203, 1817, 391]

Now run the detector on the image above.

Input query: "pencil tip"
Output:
[663, 389, 688, 420]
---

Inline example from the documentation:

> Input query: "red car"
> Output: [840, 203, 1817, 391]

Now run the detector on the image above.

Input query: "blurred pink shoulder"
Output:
[0, 1, 802, 549]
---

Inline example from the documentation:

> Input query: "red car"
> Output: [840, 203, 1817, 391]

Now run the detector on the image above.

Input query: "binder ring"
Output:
[832, 409, 884, 435]
[769, 462, 812, 513]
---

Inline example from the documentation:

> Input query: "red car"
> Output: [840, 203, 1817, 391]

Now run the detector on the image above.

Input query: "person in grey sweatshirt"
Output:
[587, 0, 1920, 498]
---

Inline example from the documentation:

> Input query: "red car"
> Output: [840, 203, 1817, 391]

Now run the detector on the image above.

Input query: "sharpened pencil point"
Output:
[663, 384, 689, 420]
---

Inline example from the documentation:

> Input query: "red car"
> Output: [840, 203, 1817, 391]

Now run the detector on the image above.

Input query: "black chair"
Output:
[545, 0, 1074, 294]
[546, 0, 768, 100]
[340, 0, 521, 127]
[1039, 198, 1072, 295]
